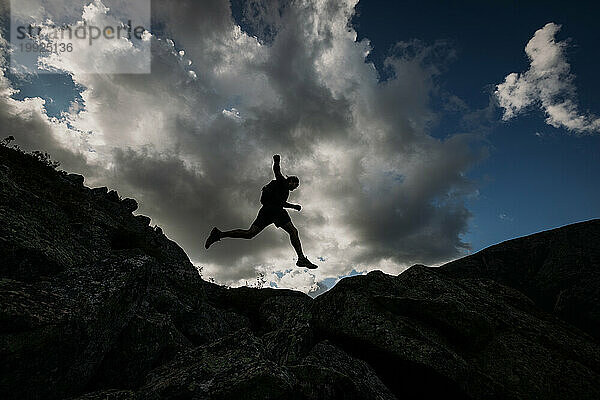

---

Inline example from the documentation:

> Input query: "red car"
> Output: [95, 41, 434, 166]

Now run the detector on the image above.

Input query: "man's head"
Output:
[287, 176, 299, 190]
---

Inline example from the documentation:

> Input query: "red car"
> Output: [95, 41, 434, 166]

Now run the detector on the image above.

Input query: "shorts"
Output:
[251, 206, 291, 230]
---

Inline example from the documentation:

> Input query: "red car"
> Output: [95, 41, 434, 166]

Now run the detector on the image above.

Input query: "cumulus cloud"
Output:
[495, 22, 600, 134]
[268, 268, 319, 294]
[0, 0, 483, 293]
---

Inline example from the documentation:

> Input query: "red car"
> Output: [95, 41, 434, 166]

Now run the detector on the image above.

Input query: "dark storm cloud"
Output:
[347, 133, 482, 265]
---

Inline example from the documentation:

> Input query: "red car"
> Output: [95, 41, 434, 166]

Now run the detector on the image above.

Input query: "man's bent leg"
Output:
[281, 221, 304, 258]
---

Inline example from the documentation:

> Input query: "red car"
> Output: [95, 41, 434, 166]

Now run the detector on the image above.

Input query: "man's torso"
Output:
[261, 179, 289, 207]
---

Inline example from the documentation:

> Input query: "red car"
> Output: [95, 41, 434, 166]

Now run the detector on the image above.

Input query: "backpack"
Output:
[260, 180, 279, 206]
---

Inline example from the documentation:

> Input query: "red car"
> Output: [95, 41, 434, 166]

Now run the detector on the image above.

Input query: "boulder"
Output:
[134, 215, 151, 226]
[65, 173, 84, 186]
[107, 189, 120, 202]
[121, 198, 138, 213]
[91, 186, 108, 195]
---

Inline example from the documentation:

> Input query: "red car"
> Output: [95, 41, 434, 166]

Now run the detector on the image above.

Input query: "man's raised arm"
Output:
[273, 154, 284, 181]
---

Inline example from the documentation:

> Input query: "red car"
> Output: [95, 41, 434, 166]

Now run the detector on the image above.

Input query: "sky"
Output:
[0, 0, 598, 296]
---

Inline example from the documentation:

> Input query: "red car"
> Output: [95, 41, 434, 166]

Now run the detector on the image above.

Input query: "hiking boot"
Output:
[205, 227, 222, 249]
[296, 256, 318, 269]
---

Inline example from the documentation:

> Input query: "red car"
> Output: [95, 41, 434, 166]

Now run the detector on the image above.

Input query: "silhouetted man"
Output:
[205, 154, 318, 269]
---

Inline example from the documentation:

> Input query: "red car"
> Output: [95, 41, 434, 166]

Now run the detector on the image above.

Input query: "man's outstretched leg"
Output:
[205, 224, 263, 249]
[281, 221, 317, 269]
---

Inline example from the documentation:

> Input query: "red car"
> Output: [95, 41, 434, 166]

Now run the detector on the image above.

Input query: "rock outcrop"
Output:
[1, 144, 599, 399]
[440, 220, 600, 341]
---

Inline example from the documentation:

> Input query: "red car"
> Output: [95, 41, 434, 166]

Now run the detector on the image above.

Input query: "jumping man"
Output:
[204, 154, 318, 269]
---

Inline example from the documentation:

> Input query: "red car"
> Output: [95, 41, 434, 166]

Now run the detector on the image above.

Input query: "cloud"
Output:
[0, 0, 483, 293]
[268, 268, 319, 294]
[495, 22, 600, 134]
[0, 33, 92, 175]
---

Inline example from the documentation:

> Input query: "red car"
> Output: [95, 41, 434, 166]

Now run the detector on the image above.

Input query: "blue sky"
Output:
[351, 0, 600, 253]
[1, 0, 598, 294]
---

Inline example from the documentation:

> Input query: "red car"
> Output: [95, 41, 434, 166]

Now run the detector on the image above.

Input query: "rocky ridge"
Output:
[1, 144, 599, 399]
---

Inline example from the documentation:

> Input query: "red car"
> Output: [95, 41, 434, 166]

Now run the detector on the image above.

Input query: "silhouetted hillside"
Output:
[1, 144, 599, 399]
[440, 220, 600, 340]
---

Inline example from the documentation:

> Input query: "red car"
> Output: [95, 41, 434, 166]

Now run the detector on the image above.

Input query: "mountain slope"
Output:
[440, 219, 600, 340]
[1, 144, 599, 399]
